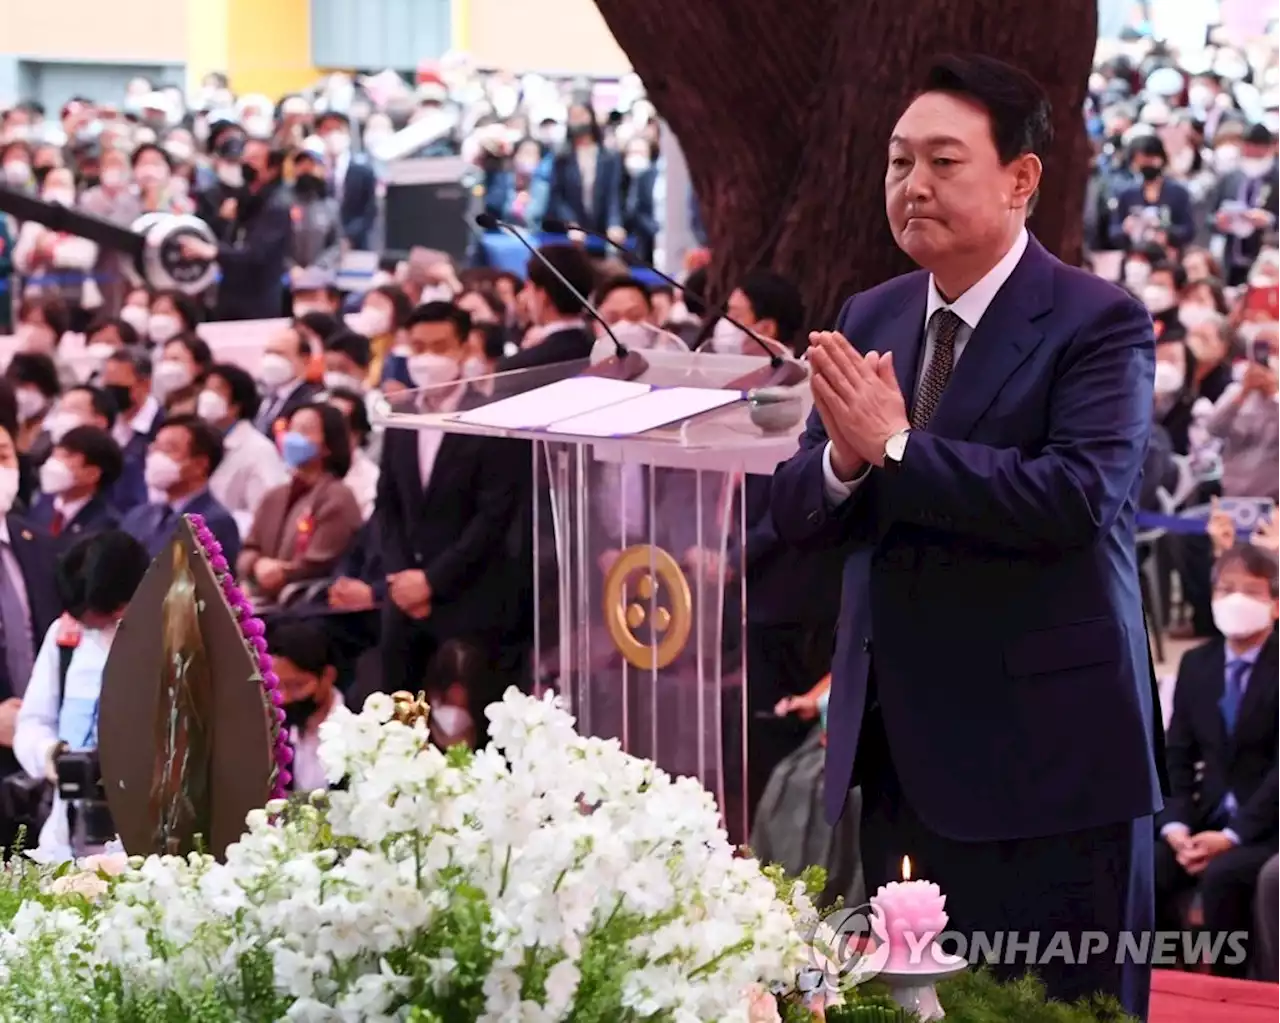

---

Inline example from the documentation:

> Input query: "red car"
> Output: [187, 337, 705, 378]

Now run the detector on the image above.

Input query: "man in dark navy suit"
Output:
[316, 112, 379, 251]
[102, 349, 163, 513]
[30, 426, 122, 547]
[119, 415, 241, 568]
[498, 244, 597, 376]
[770, 56, 1162, 1018]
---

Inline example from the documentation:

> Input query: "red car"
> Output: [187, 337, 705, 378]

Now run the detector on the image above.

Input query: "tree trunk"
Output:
[592, 0, 1097, 326]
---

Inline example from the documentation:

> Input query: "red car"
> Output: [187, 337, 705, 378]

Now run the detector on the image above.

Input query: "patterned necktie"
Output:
[49, 509, 64, 538]
[911, 308, 965, 430]
[1220, 658, 1250, 735]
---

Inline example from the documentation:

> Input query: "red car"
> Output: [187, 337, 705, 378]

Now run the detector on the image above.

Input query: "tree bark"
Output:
[592, 0, 1097, 327]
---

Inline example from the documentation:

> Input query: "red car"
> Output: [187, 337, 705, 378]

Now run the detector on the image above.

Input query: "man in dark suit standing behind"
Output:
[770, 56, 1162, 1018]
[499, 244, 597, 375]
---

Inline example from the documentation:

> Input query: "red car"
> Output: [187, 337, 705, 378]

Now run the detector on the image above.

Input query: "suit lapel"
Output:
[927, 237, 1054, 440]
[421, 434, 461, 509]
[1232, 635, 1278, 746]
[880, 282, 929, 412]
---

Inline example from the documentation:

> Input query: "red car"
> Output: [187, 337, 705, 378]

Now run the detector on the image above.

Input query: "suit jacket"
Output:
[243, 473, 362, 587]
[255, 380, 323, 437]
[29, 492, 120, 547]
[110, 412, 165, 513]
[376, 397, 525, 639]
[1210, 164, 1279, 270]
[120, 490, 241, 569]
[497, 325, 594, 377]
[0, 514, 59, 706]
[214, 180, 292, 321]
[623, 167, 659, 263]
[1161, 634, 1278, 846]
[770, 235, 1164, 839]
[1109, 178, 1197, 248]
[547, 148, 624, 236]
[338, 158, 379, 250]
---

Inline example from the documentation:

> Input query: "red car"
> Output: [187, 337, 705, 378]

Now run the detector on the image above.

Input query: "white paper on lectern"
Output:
[450, 376, 651, 430]
[544, 387, 742, 437]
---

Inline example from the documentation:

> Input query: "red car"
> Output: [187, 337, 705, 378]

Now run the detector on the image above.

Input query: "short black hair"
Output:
[1148, 260, 1186, 291]
[472, 321, 508, 361]
[921, 54, 1053, 165]
[325, 330, 372, 370]
[327, 387, 371, 446]
[6, 352, 61, 399]
[86, 315, 140, 349]
[64, 385, 118, 428]
[56, 530, 150, 620]
[526, 244, 596, 317]
[130, 142, 172, 170]
[406, 301, 472, 342]
[164, 333, 214, 373]
[206, 363, 261, 422]
[160, 414, 225, 476]
[595, 274, 652, 309]
[290, 402, 352, 479]
[107, 346, 152, 380]
[0, 379, 17, 441]
[266, 618, 333, 676]
[297, 310, 341, 343]
[460, 287, 506, 321]
[1130, 134, 1168, 163]
[56, 425, 124, 489]
[681, 266, 709, 318]
[151, 289, 203, 331]
[1214, 543, 1280, 598]
[21, 294, 71, 338]
[738, 270, 805, 348]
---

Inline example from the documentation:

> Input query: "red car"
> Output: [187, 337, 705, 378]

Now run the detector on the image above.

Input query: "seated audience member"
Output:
[423, 639, 486, 750]
[456, 286, 505, 328]
[1156, 544, 1278, 976]
[357, 284, 414, 391]
[102, 348, 161, 511]
[326, 388, 378, 521]
[377, 302, 525, 693]
[499, 245, 596, 373]
[31, 426, 122, 542]
[254, 324, 322, 436]
[708, 269, 803, 355]
[238, 403, 361, 606]
[266, 619, 343, 793]
[1205, 325, 1279, 502]
[152, 333, 213, 411]
[81, 316, 140, 379]
[326, 518, 385, 614]
[0, 416, 62, 852]
[649, 283, 675, 326]
[119, 415, 240, 566]
[322, 330, 373, 395]
[13, 530, 151, 860]
[295, 311, 341, 360]
[12, 295, 71, 362]
[595, 274, 653, 326]
[290, 266, 342, 317]
[145, 289, 202, 346]
[6, 352, 61, 456]
[198, 363, 287, 537]
[42, 385, 116, 447]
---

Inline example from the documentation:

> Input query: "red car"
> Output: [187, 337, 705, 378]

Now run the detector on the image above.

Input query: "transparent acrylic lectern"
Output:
[372, 345, 809, 842]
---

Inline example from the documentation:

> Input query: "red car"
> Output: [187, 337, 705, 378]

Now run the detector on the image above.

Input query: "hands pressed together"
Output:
[807, 330, 911, 479]
[388, 569, 432, 620]
[1164, 825, 1236, 876]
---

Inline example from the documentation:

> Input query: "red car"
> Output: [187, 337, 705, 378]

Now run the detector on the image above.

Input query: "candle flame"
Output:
[902, 855, 912, 881]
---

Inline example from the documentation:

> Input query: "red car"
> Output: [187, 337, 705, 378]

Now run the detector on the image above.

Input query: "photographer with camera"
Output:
[12, 531, 149, 861]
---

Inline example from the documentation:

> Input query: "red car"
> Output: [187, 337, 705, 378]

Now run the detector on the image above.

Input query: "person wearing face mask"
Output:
[1155, 544, 1279, 976]
[483, 137, 550, 231]
[547, 103, 625, 245]
[1209, 124, 1280, 287]
[0, 140, 34, 193]
[322, 330, 372, 398]
[101, 348, 161, 513]
[184, 137, 292, 321]
[422, 639, 487, 750]
[11, 530, 150, 861]
[130, 143, 188, 215]
[621, 137, 659, 264]
[153, 334, 212, 415]
[238, 403, 360, 605]
[12, 168, 98, 321]
[358, 284, 414, 390]
[254, 325, 322, 436]
[377, 301, 525, 694]
[1109, 134, 1195, 251]
[497, 245, 596, 374]
[30, 426, 122, 545]
[1204, 327, 1280, 503]
[315, 112, 378, 251]
[77, 146, 142, 317]
[118, 415, 240, 566]
[288, 150, 342, 273]
[1117, 241, 1165, 301]
[264, 620, 344, 793]
[1138, 262, 1184, 339]
[290, 266, 342, 322]
[198, 364, 287, 539]
[1176, 278, 1229, 334]
[5, 353, 61, 459]
[326, 388, 378, 523]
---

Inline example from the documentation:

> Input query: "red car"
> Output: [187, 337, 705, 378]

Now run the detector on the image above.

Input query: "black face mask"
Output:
[32, 166, 51, 188]
[567, 123, 593, 140]
[242, 163, 259, 188]
[105, 384, 134, 413]
[284, 695, 319, 731]
[1139, 164, 1164, 181]
[293, 173, 326, 198]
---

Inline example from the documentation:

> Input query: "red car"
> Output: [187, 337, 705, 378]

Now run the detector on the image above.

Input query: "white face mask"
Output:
[148, 314, 182, 344]
[16, 387, 48, 423]
[324, 131, 350, 156]
[460, 356, 489, 379]
[709, 318, 747, 354]
[1178, 304, 1215, 330]
[1153, 360, 1185, 396]
[196, 389, 230, 423]
[430, 702, 473, 744]
[3, 161, 30, 187]
[86, 341, 117, 365]
[101, 167, 128, 190]
[259, 352, 297, 390]
[44, 410, 84, 444]
[119, 304, 150, 334]
[144, 451, 183, 492]
[1241, 157, 1273, 180]
[1211, 592, 1274, 639]
[38, 457, 76, 495]
[1215, 145, 1242, 174]
[1187, 84, 1215, 110]
[0, 467, 19, 516]
[323, 371, 364, 394]
[360, 308, 393, 337]
[244, 115, 274, 138]
[152, 359, 194, 402]
[43, 188, 75, 206]
[1124, 261, 1152, 289]
[625, 154, 651, 176]
[408, 352, 460, 389]
[1142, 286, 1176, 314]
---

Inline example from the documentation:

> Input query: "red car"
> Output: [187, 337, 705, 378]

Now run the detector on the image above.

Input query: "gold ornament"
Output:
[391, 691, 432, 727]
[602, 544, 693, 670]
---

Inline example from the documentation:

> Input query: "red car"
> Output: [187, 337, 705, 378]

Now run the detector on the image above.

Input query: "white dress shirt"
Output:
[417, 384, 466, 489]
[209, 419, 290, 537]
[112, 394, 160, 450]
[822, 228, 1030, 503]
[576, 144, 598, 215]
[344, 447, 380, 521]
[52, 494, 91, 526]
[289, 690, 345, 794]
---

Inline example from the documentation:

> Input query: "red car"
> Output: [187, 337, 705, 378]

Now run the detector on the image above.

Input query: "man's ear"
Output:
[322, 664, 339, 689]
[1010, 153, 1043, 212]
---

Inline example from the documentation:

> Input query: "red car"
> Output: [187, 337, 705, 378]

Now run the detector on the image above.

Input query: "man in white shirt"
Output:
[254, 324, 322, 437]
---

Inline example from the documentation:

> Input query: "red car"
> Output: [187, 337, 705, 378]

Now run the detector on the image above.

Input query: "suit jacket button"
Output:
[861, 637, 872, 653]
[414, 553, 423, 565]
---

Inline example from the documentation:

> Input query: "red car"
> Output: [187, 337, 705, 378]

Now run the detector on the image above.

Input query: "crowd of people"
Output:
[0, 21, 1275, 987]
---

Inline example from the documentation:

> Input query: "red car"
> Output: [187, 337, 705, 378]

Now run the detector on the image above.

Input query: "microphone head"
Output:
[474, 212, 500, 230]
[541, 216, 570, 234]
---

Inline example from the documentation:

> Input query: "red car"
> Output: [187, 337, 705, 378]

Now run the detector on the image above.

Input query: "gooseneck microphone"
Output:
[541, 217, 806, 388]
[474, 213, 647, 382]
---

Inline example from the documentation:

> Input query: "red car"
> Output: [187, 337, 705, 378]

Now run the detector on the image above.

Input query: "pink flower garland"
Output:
[185, 514, 293, 799]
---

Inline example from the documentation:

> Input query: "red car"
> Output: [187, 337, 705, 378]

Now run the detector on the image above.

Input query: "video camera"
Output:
[54, 748, 114, 854]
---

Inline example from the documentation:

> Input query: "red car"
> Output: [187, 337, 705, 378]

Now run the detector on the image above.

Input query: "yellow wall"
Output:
[184, 0, 230, 94]
[224, 0, 318, 97]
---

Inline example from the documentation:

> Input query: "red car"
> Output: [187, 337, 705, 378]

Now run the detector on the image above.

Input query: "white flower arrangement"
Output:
[0, 688, 815, 1023]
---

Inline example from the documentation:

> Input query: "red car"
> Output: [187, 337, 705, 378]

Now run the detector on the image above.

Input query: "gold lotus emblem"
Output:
[602, 544, 693, 670]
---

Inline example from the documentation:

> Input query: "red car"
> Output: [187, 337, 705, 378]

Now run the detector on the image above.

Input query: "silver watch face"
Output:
[886, 430, 909, 463]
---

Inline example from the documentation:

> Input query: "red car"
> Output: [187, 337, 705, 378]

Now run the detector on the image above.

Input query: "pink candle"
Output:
[869, 857, 949, 971]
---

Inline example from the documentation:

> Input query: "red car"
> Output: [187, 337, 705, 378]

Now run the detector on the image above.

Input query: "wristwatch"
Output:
[884, 428, 911, 467]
